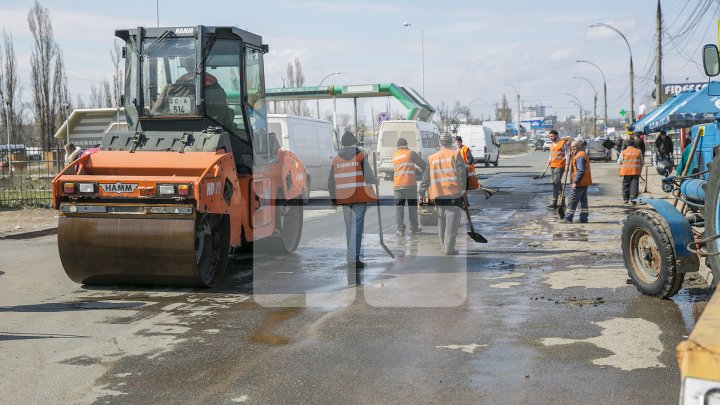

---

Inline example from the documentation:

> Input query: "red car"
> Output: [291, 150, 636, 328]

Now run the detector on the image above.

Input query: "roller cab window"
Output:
[141, 37, 200, 118]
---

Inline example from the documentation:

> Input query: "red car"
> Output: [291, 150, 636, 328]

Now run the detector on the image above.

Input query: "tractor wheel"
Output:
[621, 209, 683, 298]
[193, 214, 230, 287]
[702, 154, 720, 288]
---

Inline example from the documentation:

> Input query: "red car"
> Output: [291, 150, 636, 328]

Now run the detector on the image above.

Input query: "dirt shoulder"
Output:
[0, 208, 58, 237]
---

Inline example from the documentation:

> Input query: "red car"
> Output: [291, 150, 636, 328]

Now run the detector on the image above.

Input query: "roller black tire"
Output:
[702, 154, 720, 288]
[193, 214, 230, 287]
[621, 209, 683, 298]
[259, 197, 304, 254]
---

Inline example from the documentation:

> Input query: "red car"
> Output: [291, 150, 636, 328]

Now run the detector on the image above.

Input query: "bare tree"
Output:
[102, 79, 112, 107]
[495, 94, 512, 122]
[0, 30, 24, 144]
[28, 0, 68, 150]
[111, 40, 123, 107]
[286, 57, 309, 116]
[88, 83, 104, 108]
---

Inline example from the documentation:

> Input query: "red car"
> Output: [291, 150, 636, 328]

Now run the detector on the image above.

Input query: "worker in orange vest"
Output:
[619, 138, 644, 204]
[418, 133, 468, 255]
[455, 135, 480, 190]
[547, 130, 569, 208]
[561, 140, 593, 224]
[328, 131, 379, 268]
[393, 138, 427, 236]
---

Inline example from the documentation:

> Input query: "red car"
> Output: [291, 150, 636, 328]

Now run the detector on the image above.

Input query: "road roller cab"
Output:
[52, 26, 307, 287]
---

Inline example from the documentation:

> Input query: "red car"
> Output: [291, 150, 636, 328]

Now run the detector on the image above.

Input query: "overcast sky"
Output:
[1, 0, 718, 122]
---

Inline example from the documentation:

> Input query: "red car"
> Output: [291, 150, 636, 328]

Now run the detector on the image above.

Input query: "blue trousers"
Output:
[342, 203, 367, 263]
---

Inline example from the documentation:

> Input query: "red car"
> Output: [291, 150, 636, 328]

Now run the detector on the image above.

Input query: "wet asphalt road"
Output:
[0, 150, 712, 404]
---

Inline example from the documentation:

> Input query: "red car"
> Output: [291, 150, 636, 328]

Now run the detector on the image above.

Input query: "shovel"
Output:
[480, 186, 499, 200]
[462, 195, 487, 243]
[533, 163, 550, 180]
[372, 153, 395, 259]
[557, 157, 572, 220]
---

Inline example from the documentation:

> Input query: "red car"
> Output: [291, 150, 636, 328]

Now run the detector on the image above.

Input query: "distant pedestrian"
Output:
[654, 130, 674, 164]
[393, 137, 426, 236]
[328, 131, 379, 268]
[619, 138, 643, 204]
[418, 133, 468, 255]
[546, 130, 569, 209]
[562, 140, 592, 224]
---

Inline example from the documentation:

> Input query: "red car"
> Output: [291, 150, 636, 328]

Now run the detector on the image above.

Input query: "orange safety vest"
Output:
[332, 152, 378, 204]
[459, 145, 479, 190]
[549, 139, 567, 168]
[619, 147, 642, 176]
[571, 150, 593, 186]
[428, 148, 463, 200]
[393, 149, 417, 188]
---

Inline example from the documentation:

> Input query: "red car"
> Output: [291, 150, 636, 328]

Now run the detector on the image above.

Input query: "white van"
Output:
[456, 125, 500, 167]
[267, 114, 337, 192]
[377, 120, 439, 179]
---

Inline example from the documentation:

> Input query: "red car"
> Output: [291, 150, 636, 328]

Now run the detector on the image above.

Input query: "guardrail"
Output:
[499, 141, 532, 155]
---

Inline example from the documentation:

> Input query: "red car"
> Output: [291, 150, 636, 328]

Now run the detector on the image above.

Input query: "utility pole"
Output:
[655, 0, 663, 106]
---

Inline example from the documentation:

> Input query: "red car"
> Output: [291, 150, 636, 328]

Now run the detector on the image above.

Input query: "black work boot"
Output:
[547, 199, 558, 209]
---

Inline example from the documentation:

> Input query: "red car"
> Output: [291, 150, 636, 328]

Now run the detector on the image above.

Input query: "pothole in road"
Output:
[543, 267, 630, 290]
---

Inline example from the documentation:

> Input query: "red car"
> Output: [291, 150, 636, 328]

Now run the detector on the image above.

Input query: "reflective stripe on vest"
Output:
[619, 147, 642, 176]
[549, 139, 567, 168]
[428, 149, 461, 200]
[393, 149, 417, 188]
[332, 153, 378, 204]
[571, 150, 593, 186]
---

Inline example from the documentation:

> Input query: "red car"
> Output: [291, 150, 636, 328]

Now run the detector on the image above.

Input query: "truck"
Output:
[52, 25, 308, 287]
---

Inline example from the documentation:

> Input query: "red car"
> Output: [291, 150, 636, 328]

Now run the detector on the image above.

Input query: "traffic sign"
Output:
[377, 112, 390, 124]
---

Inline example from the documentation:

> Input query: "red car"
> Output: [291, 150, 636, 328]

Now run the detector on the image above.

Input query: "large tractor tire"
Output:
[621, 209, 684, 298]
[702, 155, 720, 288]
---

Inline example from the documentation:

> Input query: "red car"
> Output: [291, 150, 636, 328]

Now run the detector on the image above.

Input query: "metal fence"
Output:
[0, 147, 70, 208]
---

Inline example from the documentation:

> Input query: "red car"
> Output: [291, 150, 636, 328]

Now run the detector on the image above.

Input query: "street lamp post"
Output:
[403, 22, 425, 97]
[317, 72, 341, 119]
[573, 76, 598, 139]
[566, 93, 585, 136]
[576, 59, 607, 132]
[466, 97, 483, 123]
[507, 84, 521, 133]
[590, 23, 634, 122]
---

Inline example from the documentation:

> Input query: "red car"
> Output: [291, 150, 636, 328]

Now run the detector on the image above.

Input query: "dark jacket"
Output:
[654, 135, 673, 155]
[328, 147, 379, 204]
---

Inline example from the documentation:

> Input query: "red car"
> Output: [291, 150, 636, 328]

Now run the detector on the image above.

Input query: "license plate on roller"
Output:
[168, 97, 193, 114]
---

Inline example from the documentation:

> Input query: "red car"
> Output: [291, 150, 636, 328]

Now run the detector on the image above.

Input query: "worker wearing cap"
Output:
[547, 130, 569, 209]
[393, 137, 427, 236]
[418, 133, 468, 255]
[328, 131, 379, 268]
[618, 138, 643, 204]
[562, 140, 592, 224]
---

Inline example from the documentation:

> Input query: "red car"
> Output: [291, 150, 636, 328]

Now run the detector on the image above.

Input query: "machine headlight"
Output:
[158, 185, 176, 195]
[78, 183, 95, 193]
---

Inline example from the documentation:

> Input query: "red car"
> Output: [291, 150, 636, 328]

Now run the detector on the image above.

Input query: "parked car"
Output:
[542, 140, 552, 151]
[587, 140, 611, 162]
